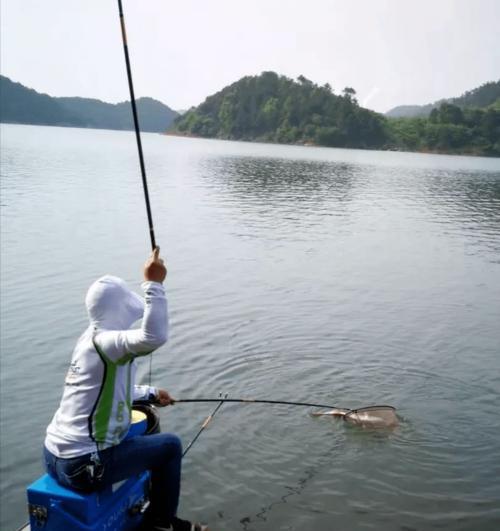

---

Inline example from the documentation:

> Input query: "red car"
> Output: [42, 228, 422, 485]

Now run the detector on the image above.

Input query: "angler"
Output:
[40, 249, 208, 531]
[23, 1, 212, 527]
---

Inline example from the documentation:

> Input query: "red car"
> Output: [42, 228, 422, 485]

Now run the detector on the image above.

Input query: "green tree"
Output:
[438, 103, 464, 125]
[342, 87, 357, 103]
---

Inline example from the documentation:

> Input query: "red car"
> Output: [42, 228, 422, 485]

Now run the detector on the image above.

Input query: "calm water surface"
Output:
[1, 124, 500, 530]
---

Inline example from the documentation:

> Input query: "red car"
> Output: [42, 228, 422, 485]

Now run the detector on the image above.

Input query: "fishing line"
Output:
[117, 0, 157, 385]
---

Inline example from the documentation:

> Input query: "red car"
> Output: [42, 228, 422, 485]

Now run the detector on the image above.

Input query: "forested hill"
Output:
[386, 80, 500, 118]
[171, 72, 387, 149]
[0, 76, 178, 132]
[171, 72, 500, 156]
[386, 81, 500, 157]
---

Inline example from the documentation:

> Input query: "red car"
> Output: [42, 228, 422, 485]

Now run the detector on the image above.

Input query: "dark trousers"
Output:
[44, 433, 182, 525]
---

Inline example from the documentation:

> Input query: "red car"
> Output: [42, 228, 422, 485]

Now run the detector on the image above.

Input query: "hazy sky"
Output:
[1, 0, 499, 113]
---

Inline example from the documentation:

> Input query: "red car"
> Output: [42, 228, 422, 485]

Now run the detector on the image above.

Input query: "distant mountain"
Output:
[171, 71, 387, 149]
[0, 76, 178, 132]
[451, 80, 500, 109]
[386, 104, 436, 118]
[386, 80, 500, 118]
[0, 76, 82, 126]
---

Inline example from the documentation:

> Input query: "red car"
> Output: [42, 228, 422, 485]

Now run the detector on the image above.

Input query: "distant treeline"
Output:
[0, 76, 178, 133]
[386, 80, 500, 118]
[171, 72, 500, 156]
[389, 102, 500, 156]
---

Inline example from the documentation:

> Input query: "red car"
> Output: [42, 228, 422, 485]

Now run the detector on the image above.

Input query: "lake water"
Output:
[1, 123, 499, 531]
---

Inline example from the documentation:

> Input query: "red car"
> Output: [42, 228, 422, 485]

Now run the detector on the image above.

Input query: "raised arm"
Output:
[95, 248, 168, 362]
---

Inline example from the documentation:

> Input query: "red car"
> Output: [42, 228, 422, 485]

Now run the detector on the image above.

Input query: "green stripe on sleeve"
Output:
[92, 339, 118, 443]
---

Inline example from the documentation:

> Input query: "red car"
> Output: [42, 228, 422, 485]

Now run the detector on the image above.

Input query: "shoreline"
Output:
[1, 121, 497, 159]
[164, 130, 500, 159]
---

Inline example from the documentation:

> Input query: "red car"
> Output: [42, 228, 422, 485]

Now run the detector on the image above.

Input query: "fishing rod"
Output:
[117, 0, 156, 251]
[117, 0, 158, 387]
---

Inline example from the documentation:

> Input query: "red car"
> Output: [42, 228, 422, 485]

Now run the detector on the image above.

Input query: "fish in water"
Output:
[310, 408, 349, 417]
[311, 407, 399, 428]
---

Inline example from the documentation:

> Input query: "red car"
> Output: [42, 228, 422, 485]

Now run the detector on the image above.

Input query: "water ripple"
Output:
[1, 126, 500, 530]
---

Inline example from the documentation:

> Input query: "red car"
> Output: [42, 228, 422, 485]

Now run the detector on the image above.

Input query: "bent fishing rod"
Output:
[117, 0, 156, 251]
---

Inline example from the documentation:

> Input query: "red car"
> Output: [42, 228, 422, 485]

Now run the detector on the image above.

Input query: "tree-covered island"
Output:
[170, 72, 500, 157]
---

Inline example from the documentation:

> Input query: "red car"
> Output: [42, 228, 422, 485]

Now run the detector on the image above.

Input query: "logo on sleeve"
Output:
[65, 361, 82, 385]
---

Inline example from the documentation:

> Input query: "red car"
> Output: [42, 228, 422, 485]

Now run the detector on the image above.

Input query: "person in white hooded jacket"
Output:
[44, 249, 208, 531]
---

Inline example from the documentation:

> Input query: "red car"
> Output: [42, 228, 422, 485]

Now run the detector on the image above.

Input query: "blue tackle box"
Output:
[26, 409, 152, 530]
[26, 471, 150, 530]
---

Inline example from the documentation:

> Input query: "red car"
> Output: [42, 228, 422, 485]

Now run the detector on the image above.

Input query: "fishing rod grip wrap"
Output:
[202, 416, 213, 429]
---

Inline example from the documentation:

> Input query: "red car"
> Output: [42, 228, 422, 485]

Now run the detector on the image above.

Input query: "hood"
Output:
[85, 275, 145, 330]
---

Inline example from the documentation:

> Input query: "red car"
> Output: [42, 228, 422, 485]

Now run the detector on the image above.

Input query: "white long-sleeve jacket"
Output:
[45, 275, 168, 458]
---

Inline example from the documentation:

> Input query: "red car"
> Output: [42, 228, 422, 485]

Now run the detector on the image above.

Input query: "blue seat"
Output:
[27, 471, 150, 530]
[26, 409, 152, 529]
